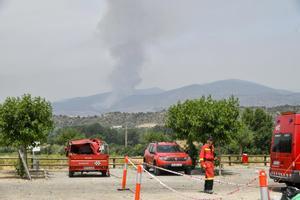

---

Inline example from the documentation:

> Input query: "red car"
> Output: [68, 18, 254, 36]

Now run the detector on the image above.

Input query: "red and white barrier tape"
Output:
[127, 158, 222, 200]
[226, 176, 258, 195]
[143, 162, 258, 188]
[142, 163, 222, 200]
[127, 158, 262, 197]
[128, 158, 138, 169]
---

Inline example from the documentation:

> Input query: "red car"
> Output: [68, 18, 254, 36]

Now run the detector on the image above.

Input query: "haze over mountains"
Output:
[53, 79, 300, 116]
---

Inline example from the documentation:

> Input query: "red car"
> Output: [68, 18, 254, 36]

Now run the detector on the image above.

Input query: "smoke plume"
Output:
[98, 0, 177, 107]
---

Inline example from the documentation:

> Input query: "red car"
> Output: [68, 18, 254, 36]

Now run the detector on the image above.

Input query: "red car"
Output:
[143, 142, 193, 175]
[65, 138, 110, 177]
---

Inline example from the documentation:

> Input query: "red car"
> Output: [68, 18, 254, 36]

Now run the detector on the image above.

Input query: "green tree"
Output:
[241, 108, 273, 154]
[166, 96, 240, 164]
[228, 123, 254, 154]
[55, 127, 85, 145]
[0, 94, 54, 175]
[142, 131, 171, 143]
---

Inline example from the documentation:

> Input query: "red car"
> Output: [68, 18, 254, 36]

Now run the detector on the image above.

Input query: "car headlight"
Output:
[159, 156, 168, 161]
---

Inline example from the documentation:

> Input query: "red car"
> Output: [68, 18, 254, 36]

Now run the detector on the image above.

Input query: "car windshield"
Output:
[272, 133, 292, 153]
[70, 143, 93, 154]
[157, 145, 183, 153]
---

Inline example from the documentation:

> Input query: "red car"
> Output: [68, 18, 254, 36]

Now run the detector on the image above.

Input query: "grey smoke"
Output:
[98, 0, 183, 107]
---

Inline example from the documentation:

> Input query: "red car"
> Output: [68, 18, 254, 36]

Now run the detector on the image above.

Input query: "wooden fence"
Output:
[0, 155, 270, 170]
[219, 155, 269, 166]
[0, 156, 143, 169]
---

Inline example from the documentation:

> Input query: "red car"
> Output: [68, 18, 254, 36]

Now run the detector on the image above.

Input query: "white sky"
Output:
[0, 0, 300, 101]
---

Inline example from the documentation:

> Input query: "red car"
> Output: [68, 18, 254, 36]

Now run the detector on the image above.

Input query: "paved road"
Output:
[0, 166, 283, 200]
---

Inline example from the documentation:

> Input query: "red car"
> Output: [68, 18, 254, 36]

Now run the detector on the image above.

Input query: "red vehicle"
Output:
[143, 142, 193, 175]
[65, 138, 110, 177]
[269, 112, 300, 186]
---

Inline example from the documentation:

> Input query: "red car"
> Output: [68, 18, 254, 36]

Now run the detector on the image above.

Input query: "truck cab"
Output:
[65, 138, 110, 177]
[269, 112, 300, 185]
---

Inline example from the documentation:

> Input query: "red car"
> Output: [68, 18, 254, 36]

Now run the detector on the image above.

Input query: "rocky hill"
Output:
[53, 79, 300, 116]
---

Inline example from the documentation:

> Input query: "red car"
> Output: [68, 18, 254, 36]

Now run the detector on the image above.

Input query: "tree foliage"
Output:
[142, 131, 171, 143]
[166, 96, 240, 145]
[166, 96, 240, 164]
[227, 123, 254, 154]
[0, 94, 54, 148]
[54, 127, 85, 145]
[241, 108, 273, 154]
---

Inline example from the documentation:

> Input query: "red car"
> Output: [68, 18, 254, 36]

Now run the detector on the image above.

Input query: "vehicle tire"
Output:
[153, 162, 161, 176]
[184, 167, 192, 175]
[68, 171, 74, 177]
[143, 158, 149, 171]
[101, 171, 108, 177]
[286, 182, 294, 187]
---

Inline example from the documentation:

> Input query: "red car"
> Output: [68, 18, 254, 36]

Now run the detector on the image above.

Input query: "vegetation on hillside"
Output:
[0, 94, 298, 161]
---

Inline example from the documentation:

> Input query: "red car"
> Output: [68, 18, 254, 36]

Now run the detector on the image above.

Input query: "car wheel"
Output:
[184, 167, 192, 175]
[101, 170, 110, 177]
[153, 163, 161, 176]
[68, 171, 74, 177]
[143, 159, 149, 171]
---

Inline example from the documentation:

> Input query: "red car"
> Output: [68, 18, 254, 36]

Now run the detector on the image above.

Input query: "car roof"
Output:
[152, 142, 177, 146]
[69, 138, 101, 145]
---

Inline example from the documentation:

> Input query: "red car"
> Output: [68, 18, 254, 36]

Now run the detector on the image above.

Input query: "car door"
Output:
[145, 144, 153, 164]
[149, 144, 156, 165]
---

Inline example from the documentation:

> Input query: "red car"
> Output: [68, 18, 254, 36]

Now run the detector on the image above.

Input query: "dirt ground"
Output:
[0, 165, 284, 200]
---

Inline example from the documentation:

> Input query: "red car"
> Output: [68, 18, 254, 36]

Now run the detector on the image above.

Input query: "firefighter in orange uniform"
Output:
[199, 136, 215, 194]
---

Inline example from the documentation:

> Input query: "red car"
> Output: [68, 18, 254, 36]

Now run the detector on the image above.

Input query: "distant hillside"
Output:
[53, 79, 300, 116]
[54, 105, 300, 128]
[54, 111, 166, 128]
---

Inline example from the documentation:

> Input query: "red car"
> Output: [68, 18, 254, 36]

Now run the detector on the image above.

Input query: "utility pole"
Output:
[125, 125, 128, 148]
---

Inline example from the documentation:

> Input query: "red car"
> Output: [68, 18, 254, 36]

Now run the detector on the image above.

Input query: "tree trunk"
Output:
[187, 135, 198, 167]
[18, 146, 31, 180]
[18, 146, 26, 177]
[18, 147, 23, 176]
[20, 146, 28, 166]
[218, 144, 222, 176]
[239, 145, 243, 156]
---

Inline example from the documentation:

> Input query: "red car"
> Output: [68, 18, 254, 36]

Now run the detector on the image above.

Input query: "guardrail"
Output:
[0, 155, 269, 169]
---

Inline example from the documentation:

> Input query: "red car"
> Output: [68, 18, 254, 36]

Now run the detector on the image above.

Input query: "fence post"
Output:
[134, 165, 142, 200]
[113, 158, 116, 169]
[118, 156, 129, 191]
[31, 157, 34, 169]
[229, 155, 231, 166]
[259, 170, 270, 200]
[264, 156, 267, 166]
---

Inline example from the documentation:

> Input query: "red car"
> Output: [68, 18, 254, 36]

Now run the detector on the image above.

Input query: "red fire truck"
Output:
[269, 112, 300, 186]
[65, 138, 110, 177]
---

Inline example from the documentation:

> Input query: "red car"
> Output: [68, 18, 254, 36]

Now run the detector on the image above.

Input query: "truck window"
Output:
[149, 144, 154, 153]
[99, 143, 109, 154]
[272, 133, 292, 153]
[70, 143, 93, 154]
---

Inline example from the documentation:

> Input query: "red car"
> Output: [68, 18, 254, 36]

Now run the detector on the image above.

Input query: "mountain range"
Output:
[53, 79, 300, 116]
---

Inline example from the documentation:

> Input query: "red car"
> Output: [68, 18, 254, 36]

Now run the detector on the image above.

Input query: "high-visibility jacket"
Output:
[199, 144, 215, 163]
[199, 144, 215, 180]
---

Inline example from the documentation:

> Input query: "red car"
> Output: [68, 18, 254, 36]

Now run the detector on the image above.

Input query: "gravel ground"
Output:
[0, 166, 284, 200]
